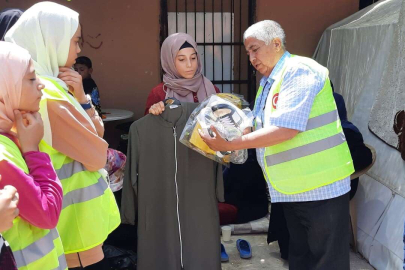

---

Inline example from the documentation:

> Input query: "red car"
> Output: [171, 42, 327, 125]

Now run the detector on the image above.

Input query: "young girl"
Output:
[5, 2, 120, 269]
[146, 33, 240, 226]
[0, 41, 65, 269]
[145, 33, 219, 115]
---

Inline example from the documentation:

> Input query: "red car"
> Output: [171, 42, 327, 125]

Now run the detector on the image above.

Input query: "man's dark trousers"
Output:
[282, 192, 350, 270]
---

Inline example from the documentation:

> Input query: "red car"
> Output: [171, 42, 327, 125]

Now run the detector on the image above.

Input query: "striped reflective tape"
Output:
[265, 133, 346, 167]
[56, 253, 67, 270]
[13, 229, 59, 268]
[55, 161, 85, 180]
[62, 176, 108, 210]
[0, 236, 4, 251]
[305, 110, 338, 131]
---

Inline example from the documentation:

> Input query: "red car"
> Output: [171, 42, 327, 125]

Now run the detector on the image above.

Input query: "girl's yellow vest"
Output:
[0, 135, 66, 270]
[38, 77, 120, 254]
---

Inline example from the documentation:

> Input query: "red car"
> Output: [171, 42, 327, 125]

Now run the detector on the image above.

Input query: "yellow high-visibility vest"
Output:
[0, 135, 67, 269]
[255, 55, 354, 194]
[39, 77, 120, 254]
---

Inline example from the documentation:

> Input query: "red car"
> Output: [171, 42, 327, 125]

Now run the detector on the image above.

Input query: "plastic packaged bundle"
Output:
[216, 93, 250, 109]
[180, 94, 253, 164]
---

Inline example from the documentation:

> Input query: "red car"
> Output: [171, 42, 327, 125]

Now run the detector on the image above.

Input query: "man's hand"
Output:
[198, 126, 234, 152]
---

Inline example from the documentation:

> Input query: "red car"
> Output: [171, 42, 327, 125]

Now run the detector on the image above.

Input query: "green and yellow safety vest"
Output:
[254, 55, 354, 194]
[0, 135, 67, 270]
[38, 77, 120, 254]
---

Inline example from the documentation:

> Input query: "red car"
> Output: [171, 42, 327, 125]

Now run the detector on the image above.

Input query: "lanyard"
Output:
[257, 81, 270, 115]
[254, 81, 271, 129]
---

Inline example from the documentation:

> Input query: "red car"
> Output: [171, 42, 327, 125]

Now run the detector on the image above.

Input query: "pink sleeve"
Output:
[0, 151, 63, 229]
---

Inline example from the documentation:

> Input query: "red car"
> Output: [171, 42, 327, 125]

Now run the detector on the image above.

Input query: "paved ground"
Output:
[221, 234, 374, 270]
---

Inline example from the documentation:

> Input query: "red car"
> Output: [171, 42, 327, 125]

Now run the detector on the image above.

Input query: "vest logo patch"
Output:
[272, 93, 279, 109]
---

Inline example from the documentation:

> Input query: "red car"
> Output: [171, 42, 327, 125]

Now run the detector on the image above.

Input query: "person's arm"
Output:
[0, 184, 19, 233]
[83, 94, 105, 137]
[200, 125, 298, 151]
[0, 111, 63, 229]
[57, 67, 106, 152]
[47, 99, 108, 171]
[88, 109, 104, 138]
[0, 152, 62, 229]
[200, 63, 324, 152]
[145, 85, 165, 115]
[238, 126, 298, 149]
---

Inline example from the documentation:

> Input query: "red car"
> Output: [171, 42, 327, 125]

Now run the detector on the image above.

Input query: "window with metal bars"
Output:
[359, 0, 380, 10]
[160, 0, 257, 103]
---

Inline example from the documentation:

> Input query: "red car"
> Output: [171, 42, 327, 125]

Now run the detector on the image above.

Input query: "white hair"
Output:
[243, 20, 286, 49]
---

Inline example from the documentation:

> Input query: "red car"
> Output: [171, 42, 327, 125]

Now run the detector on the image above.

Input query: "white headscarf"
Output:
[5, 1, 79, 91]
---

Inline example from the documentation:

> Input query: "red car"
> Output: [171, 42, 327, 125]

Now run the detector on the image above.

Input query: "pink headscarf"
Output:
[0, 41, 31, 133]
[161, 33, 217, 102]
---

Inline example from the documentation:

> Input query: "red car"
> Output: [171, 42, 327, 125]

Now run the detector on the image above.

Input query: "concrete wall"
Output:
[1, 0, 161, 121]
[256, 0, 359, 57]
[0, 0, 359, 120]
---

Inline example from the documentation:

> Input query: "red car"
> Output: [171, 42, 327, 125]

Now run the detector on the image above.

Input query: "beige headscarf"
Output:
[5, 1, 79, 91]
[0, 41, 31, 133]
[161, 33, 217, 102]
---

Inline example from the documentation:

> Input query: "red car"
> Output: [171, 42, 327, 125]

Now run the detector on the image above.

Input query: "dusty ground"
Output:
[221, 234, 374, 270]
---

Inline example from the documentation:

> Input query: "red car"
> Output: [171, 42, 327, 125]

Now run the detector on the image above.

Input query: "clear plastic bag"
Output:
[216, 93, 250, 109]
[180, 94, 253, 164]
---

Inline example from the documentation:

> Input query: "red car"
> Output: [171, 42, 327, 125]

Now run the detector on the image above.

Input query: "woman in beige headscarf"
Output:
[145, 32, 241, 228]
[145, 33, 219, 115]
[0, 41, 65, 270]
[5, 2, 120, 269]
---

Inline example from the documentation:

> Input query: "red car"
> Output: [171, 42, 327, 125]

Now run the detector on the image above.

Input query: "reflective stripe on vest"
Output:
[55, 161, 109, 209]
[62, 176, 109, 210]
[55, 161, 85, 180]
[13, 229, 66, 269]
[265, 109, 341, 166]
[57, 254, 68, 270]
[266, 133, 345, 166]
[305, 110, 338, 131]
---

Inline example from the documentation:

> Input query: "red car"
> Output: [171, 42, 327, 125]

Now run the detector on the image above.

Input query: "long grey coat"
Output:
[121, 102, 224, 270]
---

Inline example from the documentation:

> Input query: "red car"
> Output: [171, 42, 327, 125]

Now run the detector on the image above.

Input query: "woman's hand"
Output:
[58, 67, 87, 104]
[0, 181, 19, 232]
[14, 110, 44, 153]
[149, 101, 165, 115]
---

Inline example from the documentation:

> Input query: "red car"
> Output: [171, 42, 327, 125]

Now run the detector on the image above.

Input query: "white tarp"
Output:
[313, 0, 405, 269]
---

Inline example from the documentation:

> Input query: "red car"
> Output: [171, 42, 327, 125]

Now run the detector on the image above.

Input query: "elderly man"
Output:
[200, 20, 354, 270]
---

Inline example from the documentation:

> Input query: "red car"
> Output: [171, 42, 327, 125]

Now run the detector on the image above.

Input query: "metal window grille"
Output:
[160, 0, 257, 103]
[359, 0, 379, 10]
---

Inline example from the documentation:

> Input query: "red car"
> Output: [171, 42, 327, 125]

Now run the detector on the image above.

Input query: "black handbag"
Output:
[103, 245, 137, 270]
